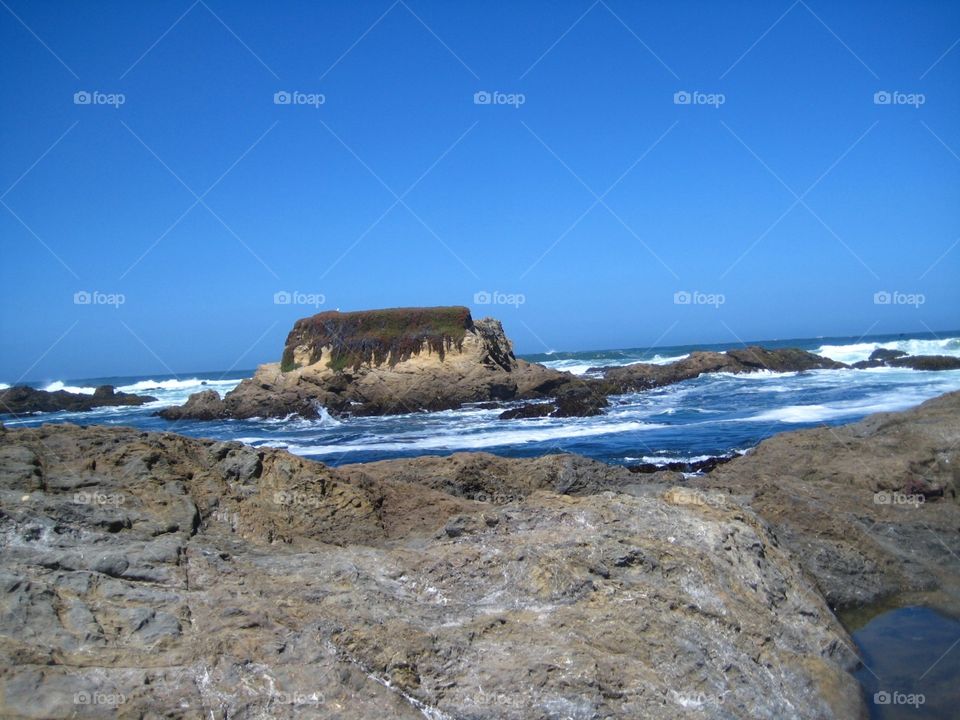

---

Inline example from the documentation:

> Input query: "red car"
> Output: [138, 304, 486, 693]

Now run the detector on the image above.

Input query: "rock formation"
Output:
[0, 385, 157, 415]
[0, 417, 874, 719]
[160, 307, 575, 421]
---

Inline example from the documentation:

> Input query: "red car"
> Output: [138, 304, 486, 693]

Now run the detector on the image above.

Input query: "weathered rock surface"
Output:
[0, 385, 157, 415]
[692, 391, 960, 612]
[0, 422, 865, 719]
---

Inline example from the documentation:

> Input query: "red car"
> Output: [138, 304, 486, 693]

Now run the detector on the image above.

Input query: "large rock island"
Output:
[160, 306, 573, 420]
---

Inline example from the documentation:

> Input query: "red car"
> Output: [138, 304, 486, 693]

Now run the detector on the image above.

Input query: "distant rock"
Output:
[888, 355, 960, 370]
[852, 351, 960, 370]
[869, 348, 907, 362]
[0, 385, 156, 415]
[599, 346, 844, 393]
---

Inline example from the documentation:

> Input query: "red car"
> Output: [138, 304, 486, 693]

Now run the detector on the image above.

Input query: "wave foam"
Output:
[816, 337, 960, 364]
[264, 420, 666, 456]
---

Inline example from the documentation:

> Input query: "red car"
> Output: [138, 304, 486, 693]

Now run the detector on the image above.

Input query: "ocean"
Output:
[4, 330, 960, 468]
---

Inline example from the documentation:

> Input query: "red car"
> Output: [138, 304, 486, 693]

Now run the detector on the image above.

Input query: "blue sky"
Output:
[1, 0, 958, 381]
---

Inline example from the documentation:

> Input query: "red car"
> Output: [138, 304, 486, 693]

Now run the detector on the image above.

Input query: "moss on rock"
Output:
[281, 306, 473, 372]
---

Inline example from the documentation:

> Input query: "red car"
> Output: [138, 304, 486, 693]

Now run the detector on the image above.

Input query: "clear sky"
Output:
[1, 0, 958, 381]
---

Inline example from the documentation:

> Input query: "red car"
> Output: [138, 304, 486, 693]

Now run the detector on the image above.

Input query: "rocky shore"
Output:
[3, 392, 959, 718]
[0, 385, 157, 415]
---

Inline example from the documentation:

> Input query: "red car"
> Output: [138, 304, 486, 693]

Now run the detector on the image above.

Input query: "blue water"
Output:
[3, 330, 960, 467]
[851, 606, 960, 720]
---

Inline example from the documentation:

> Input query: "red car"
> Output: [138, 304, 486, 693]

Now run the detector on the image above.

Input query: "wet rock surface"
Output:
[0, 420, 867, 719]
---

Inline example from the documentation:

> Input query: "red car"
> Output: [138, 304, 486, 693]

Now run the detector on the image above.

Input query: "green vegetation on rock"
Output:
[281, 306, 473, 372]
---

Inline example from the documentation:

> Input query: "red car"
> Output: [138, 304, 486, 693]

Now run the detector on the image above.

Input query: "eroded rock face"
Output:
[693, 391, 960, 611]
[0, 385, 157, 416]
[0, 423, 864, 719]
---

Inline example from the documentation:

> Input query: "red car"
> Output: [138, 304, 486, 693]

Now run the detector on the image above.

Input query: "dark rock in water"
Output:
[627, 454, 737, 475]
[158, 389, 226, 421]
[852, 351, 959, 371]
[0, 385, 156, 415]
[600, 346, 845, 393]
[499, 402, 554, 420]
[868, 348, 907, 362]
[551, 383, 608, 417]
[888, 355, 960, 371]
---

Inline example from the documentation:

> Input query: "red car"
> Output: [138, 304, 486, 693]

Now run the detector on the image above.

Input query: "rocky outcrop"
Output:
[0, 422, 865, 719]
[0, 385, 156, 415]
[600, 346, 845, 393]
[160, 307, 575, 421]
[692, 391, 960, 612]
[851, 349, 960, 370]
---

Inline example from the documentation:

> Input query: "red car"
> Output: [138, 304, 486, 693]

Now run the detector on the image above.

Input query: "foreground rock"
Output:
[0, 385, 156, 415]
[693, 391, 960, 611]
[160, 307, 575, 421]
[0, 423, 863, 719]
